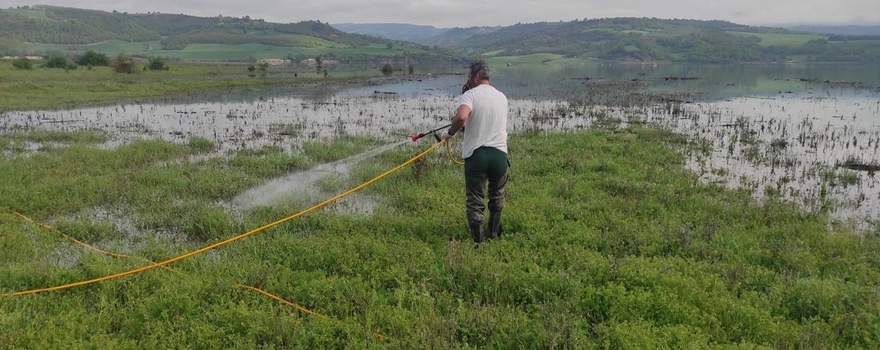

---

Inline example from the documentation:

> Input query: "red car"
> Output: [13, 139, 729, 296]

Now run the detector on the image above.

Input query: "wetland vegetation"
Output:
[1, 59, 879, 348]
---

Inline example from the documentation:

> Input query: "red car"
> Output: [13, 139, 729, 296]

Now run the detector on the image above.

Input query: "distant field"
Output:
[153, 43, 286, 60]
[15, 41, 435, 61]
[18, 41, 160, 56]
[643, 26, 700, 38]
[0, 8, 50, 20]
[294, 42, 435, 58]
[82, 40, 162, 53]
[488, 53, 567, 65]
[728, 32, 826, 46]
[481, 49, 505, 57]
[490, 53, 562, 64]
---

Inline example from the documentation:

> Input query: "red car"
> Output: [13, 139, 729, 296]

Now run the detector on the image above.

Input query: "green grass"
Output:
[1, 127, 878, 348]
[0, 60, 389, 112]
[487, 53, 569, 65]
[17, 40, 162, 55]
[13, 40, 441, 62]
[154, 43, 287, 60]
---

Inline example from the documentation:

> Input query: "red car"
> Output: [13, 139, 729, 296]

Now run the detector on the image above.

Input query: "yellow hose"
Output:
[445, 140, 464, 166]
[237, 284, 392, 340]
[10, 211, 181, 275]
[3, 140, 447, 297]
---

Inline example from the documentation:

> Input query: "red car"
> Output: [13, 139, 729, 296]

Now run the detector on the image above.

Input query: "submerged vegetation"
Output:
[1, 120, 879, 347]
[0, 59, 409, 112]
[1, 49, 880, 347]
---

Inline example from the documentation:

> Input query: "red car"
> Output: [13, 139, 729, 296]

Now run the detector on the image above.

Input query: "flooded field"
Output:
[3, 63, 880, 230]
[669, 89, 880, 229]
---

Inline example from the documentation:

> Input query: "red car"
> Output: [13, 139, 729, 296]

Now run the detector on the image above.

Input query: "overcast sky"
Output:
[5, 1, 879, 28]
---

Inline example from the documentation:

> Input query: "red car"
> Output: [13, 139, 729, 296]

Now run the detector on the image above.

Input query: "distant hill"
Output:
[0, 5, 459, 63]
[441, 18, 879, 63]
[330, 23, 508, 48]
[331, 23, 448, 44]
[0, 5, 378, 47]
[3, 6, 878, 64]
[787, 25, 880, 36]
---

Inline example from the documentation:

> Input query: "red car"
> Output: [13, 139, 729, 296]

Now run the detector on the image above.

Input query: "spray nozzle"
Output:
[411, 123, 452, 142]
[410, 132, 428, 142]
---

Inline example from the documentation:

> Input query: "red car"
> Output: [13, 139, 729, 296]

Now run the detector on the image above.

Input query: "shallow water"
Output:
[3, 62, 880, 229]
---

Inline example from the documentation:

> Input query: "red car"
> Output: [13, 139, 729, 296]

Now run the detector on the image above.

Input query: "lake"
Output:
[2, 62, 880, 229]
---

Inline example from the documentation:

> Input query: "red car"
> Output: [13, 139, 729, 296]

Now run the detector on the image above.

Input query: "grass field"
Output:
[486, 53, 568, 65]
[0, 60, 393, 112]
[728, 32, 827, 47]
[1, 59, 879, 347]
[1, 125, 878, 348]
[17, 40, 162, 56]
[13, 40, 440, 62]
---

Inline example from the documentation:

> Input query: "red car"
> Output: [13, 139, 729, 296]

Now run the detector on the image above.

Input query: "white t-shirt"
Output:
[459, 84, 508, 159]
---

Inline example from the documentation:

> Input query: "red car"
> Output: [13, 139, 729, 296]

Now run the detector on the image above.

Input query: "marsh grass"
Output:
[1, 126, 879, 348]
[0, 60, 386, 112]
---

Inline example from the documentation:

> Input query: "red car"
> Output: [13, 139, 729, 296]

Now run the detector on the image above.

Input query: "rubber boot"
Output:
[487, 212, 503, 240]
[470, 224, 484, 248]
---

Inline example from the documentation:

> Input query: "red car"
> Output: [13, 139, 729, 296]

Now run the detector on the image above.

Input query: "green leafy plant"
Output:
[11, 57, 33, 70]
[146, 56, 169, 71]
[381, 63, 393, 76]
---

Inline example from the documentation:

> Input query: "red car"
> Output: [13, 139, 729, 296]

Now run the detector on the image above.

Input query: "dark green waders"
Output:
[464, 147, 509, 245]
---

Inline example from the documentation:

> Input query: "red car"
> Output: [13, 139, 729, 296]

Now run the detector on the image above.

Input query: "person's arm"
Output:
[442, 104, 470, 139]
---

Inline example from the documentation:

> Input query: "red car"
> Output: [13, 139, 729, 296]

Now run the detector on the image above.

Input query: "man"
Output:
[441, 60, 509, 245]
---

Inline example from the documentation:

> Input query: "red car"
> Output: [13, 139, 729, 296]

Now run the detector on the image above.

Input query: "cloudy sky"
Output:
[4, 0, 879, 28]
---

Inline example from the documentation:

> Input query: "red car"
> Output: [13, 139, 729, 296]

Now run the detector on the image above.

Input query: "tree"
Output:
[381, 63, 394, 76]
[44, 55, 71, 69]
[147, 56, 169, 71]
[113, 53, 137, 73]
[76, 50, 110, 66]
[12, 57, 33, 70]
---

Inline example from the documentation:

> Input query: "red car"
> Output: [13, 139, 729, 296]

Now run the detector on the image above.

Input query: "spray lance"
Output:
[410, 123, 452, 142]
[410, 123, 466, 165]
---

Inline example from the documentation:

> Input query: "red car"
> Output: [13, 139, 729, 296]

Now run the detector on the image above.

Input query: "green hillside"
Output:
[2, 6, 878, 64]
[442, 18, 880, 63]
[0, 5, 460, 63]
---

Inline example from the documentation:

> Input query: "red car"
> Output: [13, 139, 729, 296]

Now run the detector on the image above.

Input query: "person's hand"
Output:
[461, 80, 474, 94]
[441, 131, 454, 140]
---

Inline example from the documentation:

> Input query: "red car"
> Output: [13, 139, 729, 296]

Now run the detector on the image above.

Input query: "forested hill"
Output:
[0, 5, 382, 47]
[453, 18, 788, 60]
[339, 18, 880, 63]
[788, 25, 880, 36]
[3, 5, 878, 64]
[332, 23, 448, 44]
[443, 18, 880, 62]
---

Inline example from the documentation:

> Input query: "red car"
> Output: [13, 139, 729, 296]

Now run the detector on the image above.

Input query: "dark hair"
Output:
[468, 60, 490, 80]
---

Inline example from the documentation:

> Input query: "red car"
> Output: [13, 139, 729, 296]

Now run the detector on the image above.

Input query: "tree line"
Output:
[11, 50, 169, 73]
